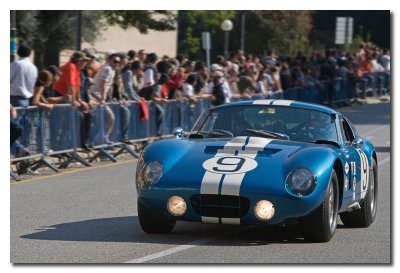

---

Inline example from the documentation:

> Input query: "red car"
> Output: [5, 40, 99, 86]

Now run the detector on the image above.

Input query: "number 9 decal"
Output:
[203, 156, 258, 175]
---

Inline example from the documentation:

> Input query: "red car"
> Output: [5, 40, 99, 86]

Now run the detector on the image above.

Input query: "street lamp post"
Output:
[221, 19, 233, 58]
[76, 10, 82, 51]
[10, 10, 17, 63]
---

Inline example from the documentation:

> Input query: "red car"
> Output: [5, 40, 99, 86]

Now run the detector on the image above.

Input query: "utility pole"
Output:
[240, 11, 246, 52]
[76, 11, 82, 51]
[10, 10, 17, 62]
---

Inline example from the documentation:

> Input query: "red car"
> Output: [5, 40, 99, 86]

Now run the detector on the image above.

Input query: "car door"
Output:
[338, 116, 358, 201]
[341, 117, 370, 202]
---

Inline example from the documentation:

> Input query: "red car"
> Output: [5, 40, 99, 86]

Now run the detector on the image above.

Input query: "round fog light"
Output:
[167, 196, 187, 216]
[254, 200, 275, 221]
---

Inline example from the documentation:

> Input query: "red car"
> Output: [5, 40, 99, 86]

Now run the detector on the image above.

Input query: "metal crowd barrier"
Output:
[10, 99, 212, 178]
[10, 73, 389, 178]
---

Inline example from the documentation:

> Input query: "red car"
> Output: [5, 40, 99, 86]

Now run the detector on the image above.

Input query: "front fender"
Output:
[284, 146, 339, 205]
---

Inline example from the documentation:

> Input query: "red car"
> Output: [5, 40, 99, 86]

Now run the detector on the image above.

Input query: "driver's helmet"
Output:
[309, 112, 334, 139]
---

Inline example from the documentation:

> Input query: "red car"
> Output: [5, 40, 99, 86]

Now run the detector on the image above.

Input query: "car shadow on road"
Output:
[20, 216, 308, 246]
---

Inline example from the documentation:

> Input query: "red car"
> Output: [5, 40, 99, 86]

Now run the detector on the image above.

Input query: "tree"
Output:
[104, 10, 177, 33]
[15, 10, 177, 68]
[177, 11, 237, 60]
[244, 11, 313, 57]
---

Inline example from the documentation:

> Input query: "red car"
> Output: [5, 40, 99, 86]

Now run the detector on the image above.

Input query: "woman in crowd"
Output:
[32, 70, 69, 110]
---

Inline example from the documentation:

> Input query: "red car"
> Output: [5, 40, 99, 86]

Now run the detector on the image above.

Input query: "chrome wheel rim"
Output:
[370, 170, 375, 213]
[328, 182, 336, 228]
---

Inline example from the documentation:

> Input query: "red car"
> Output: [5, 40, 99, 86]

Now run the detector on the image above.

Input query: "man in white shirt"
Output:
[207, 67, 232, 104]
[143, 53, 158, 88]
[10, 45, 38, 107]
[380, 49, 390, 72]
[91, 53, 121, 143]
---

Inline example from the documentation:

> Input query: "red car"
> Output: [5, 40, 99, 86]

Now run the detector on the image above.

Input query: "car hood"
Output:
[143, 136, 337, 196]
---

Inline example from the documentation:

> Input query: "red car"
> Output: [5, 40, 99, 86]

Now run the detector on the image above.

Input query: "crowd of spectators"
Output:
[10, 42, 390, 173]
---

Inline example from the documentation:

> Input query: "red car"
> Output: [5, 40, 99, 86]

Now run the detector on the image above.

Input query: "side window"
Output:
[345, 118, 358, 137]
[341, 118, 355, 144]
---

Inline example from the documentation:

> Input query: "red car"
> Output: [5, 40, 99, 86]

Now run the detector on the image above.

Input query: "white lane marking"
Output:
[126, 238, 210, 263]
[378, 156, 390, 167]
[126, 226, 253, 263]
[360, 125, 388, 138]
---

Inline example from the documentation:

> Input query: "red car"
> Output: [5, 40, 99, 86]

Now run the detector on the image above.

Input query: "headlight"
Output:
[285, 168, 317, 197]
[254, 200, 275, 221]
[144, 161, 163, 186]
[167, 196, 187, 216]
[136, 157, 163, 189]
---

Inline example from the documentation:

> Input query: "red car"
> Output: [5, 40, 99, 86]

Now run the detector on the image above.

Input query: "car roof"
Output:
[216, 99, 338, 115]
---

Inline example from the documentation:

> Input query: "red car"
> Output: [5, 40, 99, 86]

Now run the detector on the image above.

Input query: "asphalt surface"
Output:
[10, 101, 391, 264]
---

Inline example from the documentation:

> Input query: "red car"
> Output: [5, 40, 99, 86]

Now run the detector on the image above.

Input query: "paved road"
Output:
[10, 102, 391, 264]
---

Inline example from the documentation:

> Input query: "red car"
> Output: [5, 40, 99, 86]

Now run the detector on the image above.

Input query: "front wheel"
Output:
[340, 158, 378, 227]
[137, 198, 176, 234]
[300, 169, 339, 242]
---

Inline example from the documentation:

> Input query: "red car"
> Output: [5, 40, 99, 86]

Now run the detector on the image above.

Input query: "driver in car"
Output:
[309, 112, 336, 142]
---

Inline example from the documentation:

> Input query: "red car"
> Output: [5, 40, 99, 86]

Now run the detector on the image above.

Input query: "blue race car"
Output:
[135, 99, 378, 242]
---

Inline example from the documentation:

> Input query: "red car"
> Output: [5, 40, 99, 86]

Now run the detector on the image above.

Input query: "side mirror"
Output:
[352, 137, 363, 149]
[172, 127, 185, 139]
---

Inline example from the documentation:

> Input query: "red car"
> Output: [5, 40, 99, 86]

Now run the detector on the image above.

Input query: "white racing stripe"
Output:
[221, 218, 240, 225]
[200, 171, 223, 195]
[220, 173, 246, 196]
[200, 137, 273, 224]
[221, 137, 273, 196]
[272, 100, 295, 106]
[200, 137, 248, 196]
[253, 99, 274, 105]
[201, 217, 219, 224]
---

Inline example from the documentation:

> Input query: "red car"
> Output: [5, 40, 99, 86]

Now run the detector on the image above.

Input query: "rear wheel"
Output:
[300, 169, 339, 242]
[340, 159, 378, 227]
[137, 198, 176, 234]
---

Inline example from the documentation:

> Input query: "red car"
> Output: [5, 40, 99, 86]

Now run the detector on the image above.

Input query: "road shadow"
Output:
[339, 102, 391, 126]
[374, 146, 391, 153]
[20, 216, 307, 246]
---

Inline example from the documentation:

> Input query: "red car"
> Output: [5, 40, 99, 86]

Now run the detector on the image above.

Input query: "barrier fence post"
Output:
[30, 108, 60, 173]
[89, 104, 118, 163]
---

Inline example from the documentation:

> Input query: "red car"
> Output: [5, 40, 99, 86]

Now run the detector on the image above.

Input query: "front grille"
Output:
[191, 194, 250, 218]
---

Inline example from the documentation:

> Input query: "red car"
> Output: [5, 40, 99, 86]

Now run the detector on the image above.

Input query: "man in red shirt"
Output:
[53, 51, 90, 112]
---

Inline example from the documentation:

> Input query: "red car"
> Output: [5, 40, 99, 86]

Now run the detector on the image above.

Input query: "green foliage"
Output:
[245, 11, 313, 56]
[104, 11, 176, 33]
[178, 10, 237, 59]
[15, 10, 176, 68]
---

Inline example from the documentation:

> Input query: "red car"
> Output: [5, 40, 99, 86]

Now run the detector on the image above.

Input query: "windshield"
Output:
[189, 105, 338, 143]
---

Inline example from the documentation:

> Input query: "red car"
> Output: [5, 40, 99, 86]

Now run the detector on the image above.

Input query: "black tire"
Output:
[137, 198, 176, 234]
[300, 169, 339, 242]
[340, 159, 378, 228]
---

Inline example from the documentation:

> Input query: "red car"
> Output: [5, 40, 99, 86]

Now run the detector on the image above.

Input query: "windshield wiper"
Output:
[245, 128, 290, 140]
[198, 129, 234, 137]
[314, 140, 340, 148]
